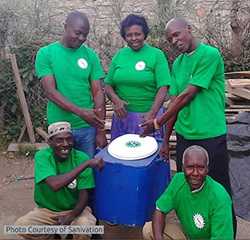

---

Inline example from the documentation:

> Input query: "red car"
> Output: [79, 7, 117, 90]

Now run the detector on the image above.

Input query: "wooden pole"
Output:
[35, 127, 49, 141]
[9, 53, 36, 143]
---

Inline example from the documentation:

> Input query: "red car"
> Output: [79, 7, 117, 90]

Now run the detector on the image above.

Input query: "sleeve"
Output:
[156, 174, 179, 213]
[210, 194, 234, 240]
[35, 47, 54, 79]
[75, 151, 95, 190]
[89, 49, 105, 81]
[34, 149, 56, 184]
[189, 48, 223, 89]
[154, 49, 172, 88]
[104, 51, 119, 86]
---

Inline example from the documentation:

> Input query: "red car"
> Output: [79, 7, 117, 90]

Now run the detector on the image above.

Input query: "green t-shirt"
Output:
[34, 148, 95, 212]
[170, 43, 226, 139]
[156, 173, 233, 240]
[105, 44, 171, 112]
[35, 42, 105, 129]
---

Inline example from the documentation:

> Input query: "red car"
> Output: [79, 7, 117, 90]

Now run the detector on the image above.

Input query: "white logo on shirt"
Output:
[135, 61, 146, 71]
[78, 58, 88, 69]
[67, 179, 77, 189]
[193, 213, 205, 229]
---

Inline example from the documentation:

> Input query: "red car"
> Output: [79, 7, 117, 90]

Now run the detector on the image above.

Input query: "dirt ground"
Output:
[0, 152, 250, 240]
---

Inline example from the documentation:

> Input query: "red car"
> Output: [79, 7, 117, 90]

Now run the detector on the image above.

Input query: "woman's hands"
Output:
[113, 99, 128, 118]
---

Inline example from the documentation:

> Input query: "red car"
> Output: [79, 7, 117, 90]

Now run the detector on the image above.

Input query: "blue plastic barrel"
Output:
[92, 145, 171, 226]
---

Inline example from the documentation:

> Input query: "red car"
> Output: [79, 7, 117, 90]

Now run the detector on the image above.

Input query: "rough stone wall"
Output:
[1, 0, 249, 67]
[49, 0, 157, 35]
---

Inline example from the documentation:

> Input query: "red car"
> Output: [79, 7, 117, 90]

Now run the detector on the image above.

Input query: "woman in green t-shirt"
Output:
[105, 14, 171, 140]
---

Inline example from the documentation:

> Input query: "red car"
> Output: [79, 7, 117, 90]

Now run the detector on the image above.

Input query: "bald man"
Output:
[143, 145, 233, 240]
[141, 17, 232, 194]
[35, 11, 107, 158]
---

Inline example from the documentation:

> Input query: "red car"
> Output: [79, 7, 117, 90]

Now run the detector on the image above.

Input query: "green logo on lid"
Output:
[126, 140, 141, 148]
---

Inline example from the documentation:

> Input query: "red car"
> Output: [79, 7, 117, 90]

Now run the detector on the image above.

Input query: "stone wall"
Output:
[1, 0, 249, 67]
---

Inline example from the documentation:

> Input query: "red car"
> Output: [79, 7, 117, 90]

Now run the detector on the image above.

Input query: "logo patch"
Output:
[193, 213, 205, 229]
[67, 179, 77, 189]
[135, 61, 146, 71]
[78, 58, 88, 69]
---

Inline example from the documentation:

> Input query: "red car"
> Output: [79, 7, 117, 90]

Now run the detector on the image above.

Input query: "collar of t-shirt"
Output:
[191, 182, 205, 193]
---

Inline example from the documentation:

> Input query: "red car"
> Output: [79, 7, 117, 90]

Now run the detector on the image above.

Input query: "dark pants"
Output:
[176, 133, 237, 237]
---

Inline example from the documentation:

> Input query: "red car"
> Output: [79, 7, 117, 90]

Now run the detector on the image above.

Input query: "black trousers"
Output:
[176, 133, 237, 237]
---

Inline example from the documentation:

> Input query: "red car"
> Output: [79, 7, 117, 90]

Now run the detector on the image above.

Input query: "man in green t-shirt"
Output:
[143, 145, 233, 240]
[35, 11, 107, 158]
[15, 122, 104, 240]
[141, 17, 232, 195]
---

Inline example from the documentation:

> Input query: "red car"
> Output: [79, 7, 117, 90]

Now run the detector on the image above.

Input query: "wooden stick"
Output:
[227, 79, 250, 88]
[35, 127, 49, 141]
[8, 142, 48, 152]
[229, 88, 250, 100]
[9, 53, 36, 143]
[225, 71, 250, 79]
[17, 125, 27, 143]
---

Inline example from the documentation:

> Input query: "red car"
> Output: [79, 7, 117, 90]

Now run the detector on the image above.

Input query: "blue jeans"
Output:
[72, 127, 96, 158]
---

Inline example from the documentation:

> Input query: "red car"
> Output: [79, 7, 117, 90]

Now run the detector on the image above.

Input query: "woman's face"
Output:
[124, 25, 145, 51]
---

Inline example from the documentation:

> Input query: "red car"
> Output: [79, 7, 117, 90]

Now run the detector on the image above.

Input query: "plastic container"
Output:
[92, 146, 171, 226]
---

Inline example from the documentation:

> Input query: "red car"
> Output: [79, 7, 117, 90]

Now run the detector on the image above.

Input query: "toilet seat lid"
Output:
[107, 134, 158, 160]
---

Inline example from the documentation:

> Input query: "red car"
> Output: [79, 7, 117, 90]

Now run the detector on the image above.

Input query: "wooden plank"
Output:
[35, 127, 49, 141]
[105, 121, 112, 130]
[229, 88, 250, 100]
[17, 125, 26, 143]
[8, 143, 48, 152]
[227, 79, 250, 88]
[169, 159, 177, 172]
[9, 53, 36, 143]
[226, 108, 250, 113]
[226, 93, 242, 101]
[228, 105, 250, 109]
[225, 71, 250, 79]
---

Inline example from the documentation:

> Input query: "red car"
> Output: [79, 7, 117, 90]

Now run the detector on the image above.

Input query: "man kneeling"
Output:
[143, 145, 233, 240]
[15, 122, 104, 240]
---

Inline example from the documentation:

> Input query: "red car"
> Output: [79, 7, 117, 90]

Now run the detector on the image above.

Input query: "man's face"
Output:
[165, 22, 192, 53]
[49, 132, 74, 161]
[64, 18, 89, 49]
[183, 152, 208, 191]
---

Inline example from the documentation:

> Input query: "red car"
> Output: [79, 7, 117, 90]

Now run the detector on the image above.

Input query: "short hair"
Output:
[182, 145, 209, 166]
[65, 11, 89, 27]
[165, 17, 189, 31]
[120, 14, 149, 40]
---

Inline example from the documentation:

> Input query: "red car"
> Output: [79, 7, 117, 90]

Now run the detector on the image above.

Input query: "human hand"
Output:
[113, 99, 128, 118]
[88, 157, 105, 170]
[52, 213, 74, 225]
[96, 131, 108, 148]
[139, 119, 155, 137]
[78, 109, 105, 129]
